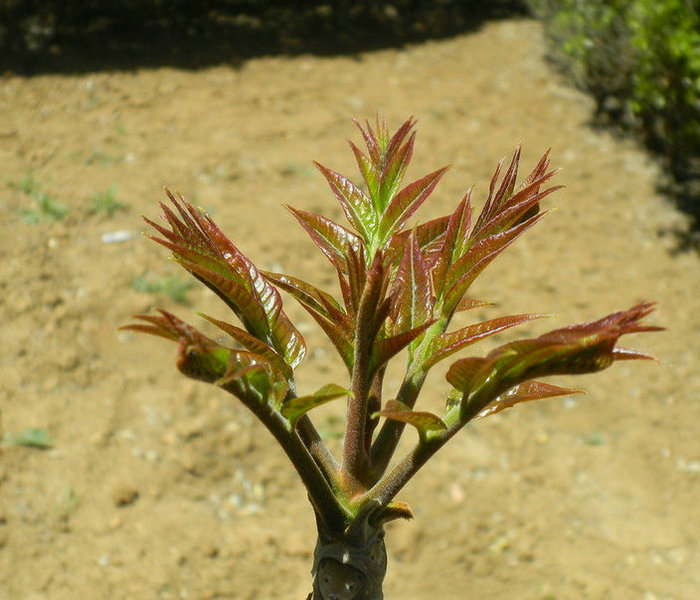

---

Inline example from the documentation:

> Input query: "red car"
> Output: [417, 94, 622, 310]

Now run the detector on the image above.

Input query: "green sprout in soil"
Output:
[91, 185, 126, 217]
[8, 171, 70, 224]
[123, 116, 661, 599]
[4, 427, 53, 449]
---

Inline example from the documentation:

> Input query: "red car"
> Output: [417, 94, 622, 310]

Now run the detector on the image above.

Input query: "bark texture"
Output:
[310, 510, 387, 600]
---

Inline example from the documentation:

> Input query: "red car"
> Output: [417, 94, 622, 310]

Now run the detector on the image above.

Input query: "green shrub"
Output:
[531, 0, 700, 182]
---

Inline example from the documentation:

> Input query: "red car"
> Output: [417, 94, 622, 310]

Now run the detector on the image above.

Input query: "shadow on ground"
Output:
[1, 2, 527, 75]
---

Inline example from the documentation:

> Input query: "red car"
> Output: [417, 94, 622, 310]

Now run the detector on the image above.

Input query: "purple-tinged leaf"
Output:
[121, 311, 181, 342]
[474, 174, 561, 242]
[281, 384, 350, 426]
[286, 206, 364, 272]
[263, 271, 355, 370]
[345, 243, 367, 316]
[378, 166, 449, 243]
[315, 162, 377, 242]
[372, 399, 446, 438]
[424, 313, 545, 369]
[476, 381, 582, 419]
[445, 356, 487, 395]
[263, 271, 346, 323]
[454, 297, 493, 313]
[124, 310, 231, 382]
[390, 231, 433, 334]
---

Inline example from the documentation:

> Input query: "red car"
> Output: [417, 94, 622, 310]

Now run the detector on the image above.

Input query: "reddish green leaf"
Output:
[431, 190, 473, 293]
[146, 193, 306, 369]
[384, 116, 416, 158]
[389, 215, 449, 267]
[390, 231, 434, 334]
[372, 399, 446, 438]
[424, 313, 545, 369]
[477, 381, 582, 419]
[281, 384, 350, 426]
[442, 211, 546, 316]
[378, 166, 449, 244]
[315, 162, 377, 242]
[264, 271, 355, 370]
[353, 118, 381, 165]
[447, 302, 661, 421]
[349, 140, 380, 200]
[286, 205, 364, 272]
[198, 313, 293, 380]
[370, 321, 433, 376]
[378, 131, 416, 211]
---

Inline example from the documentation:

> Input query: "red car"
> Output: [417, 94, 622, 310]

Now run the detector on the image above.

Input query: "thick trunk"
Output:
[309, 510, 387, 600]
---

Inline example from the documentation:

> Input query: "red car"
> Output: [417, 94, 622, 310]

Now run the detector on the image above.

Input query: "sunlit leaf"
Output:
[315, 162, 377, 243]
[145, 193, 306, 369]
[372, 399, 446, 438]
[198, 313, 293, 380]
[442, 211, 546, 316]
[390, 232, 433, 334]
[378, 167, 449, 244]
[287, 205, 364, 272]
[447, 302, 661, 422]
[370, 321, 433, 375]
[477, 381, 582, 419]
[378, 130, 416, 211]
[281, 384, 350, 426]
[424, 313, 545, 369]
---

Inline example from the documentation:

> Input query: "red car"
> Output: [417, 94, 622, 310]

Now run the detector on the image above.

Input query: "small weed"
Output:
[4, 427, 53, 449]
[7, 171, 41, 195]
[8, 172, 69, 224]
[85, 150, 124, 166]
[92, 185, 126, 217]
[131, 273, 196, 305]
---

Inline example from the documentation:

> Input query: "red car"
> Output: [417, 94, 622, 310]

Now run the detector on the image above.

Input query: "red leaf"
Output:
[198, 313, 293, 380]
[370, 321, 433, 376]
[146, 193, 306, 369]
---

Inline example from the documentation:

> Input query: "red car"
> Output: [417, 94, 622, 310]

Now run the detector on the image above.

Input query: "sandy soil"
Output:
[1, 18, 698, 600]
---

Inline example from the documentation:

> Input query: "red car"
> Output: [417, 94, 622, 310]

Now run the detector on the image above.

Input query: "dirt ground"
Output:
[1, 18, 698, 600]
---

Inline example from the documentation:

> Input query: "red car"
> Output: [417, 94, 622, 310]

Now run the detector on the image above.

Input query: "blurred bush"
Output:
[529, 0, 699, 187]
